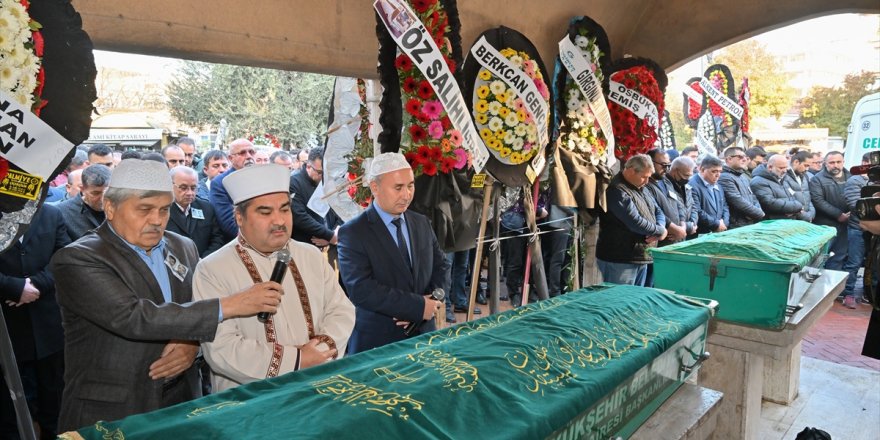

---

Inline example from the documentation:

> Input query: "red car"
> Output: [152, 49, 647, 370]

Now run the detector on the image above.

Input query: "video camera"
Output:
[853, 151, 880, 221]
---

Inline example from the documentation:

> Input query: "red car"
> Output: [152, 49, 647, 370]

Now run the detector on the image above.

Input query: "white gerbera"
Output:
[512, 138, 524, 151]
[488, 117, 503, 132]
[487, 101, 502, 116]
[505, 113, 519, 127]
[503, 131, 516, 144]
[509, 55, 523, 68]
[574, 35, 589, 49]
[567, 97, 580, 110]
[514, 125, 527, 137]
[489, 80, 506, 96]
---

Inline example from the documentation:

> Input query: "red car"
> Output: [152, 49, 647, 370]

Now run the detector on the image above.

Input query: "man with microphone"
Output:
[338, 152, 449, 353]
[193, 164, 355, 392]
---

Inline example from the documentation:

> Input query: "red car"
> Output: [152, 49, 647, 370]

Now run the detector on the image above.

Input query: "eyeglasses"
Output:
[232, 149, 256, 157]
[653, 161, 671, 170]
[308, 163, 323, 175]
[175, 185, 198, 192]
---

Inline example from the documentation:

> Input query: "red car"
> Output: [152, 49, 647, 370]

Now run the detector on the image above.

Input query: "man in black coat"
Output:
[809, 151, 851, 270]
[166, 167, 226, 257]
[0, 203, 70, 439]
[719, 146, 764, 228]
[750, 154, 805, 220]
[289, 147, 339, 247]
[57, 164, 111, 241]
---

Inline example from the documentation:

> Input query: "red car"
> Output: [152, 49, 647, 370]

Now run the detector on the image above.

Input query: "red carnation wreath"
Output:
[606, 64, 665, 161]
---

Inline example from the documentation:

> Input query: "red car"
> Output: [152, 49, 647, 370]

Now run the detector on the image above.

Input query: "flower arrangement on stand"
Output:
[389, 0, 469, 177]
[606, 62, 666, 161]
[0, 0, 45, 182]
[344, 79, 375, 208]
[247, 133, 281, 149]
[558, 31, 608, 166]
[472, 48, 548, 166]
[701, 64, 740, 150]
[682, 77, 703, 129]
[657, 109, 675, 150]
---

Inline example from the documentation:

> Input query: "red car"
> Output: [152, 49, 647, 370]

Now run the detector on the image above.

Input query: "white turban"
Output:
[224, 164, 290, 204]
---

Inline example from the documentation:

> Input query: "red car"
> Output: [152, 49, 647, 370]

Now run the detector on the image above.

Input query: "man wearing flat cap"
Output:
[193, 164, 355, 392]
[338, 153, 449, 353]
[51, 160, 284, 431]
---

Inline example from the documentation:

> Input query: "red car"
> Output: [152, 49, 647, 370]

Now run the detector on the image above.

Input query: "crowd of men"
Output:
[597, 145, 871, 311]
[0, 140, 453, 437]
[0, 137, 868, 437]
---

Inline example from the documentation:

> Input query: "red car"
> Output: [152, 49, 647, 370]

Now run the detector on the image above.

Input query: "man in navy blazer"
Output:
[689, 155, 730, 234]
[338, 153, 448, 353]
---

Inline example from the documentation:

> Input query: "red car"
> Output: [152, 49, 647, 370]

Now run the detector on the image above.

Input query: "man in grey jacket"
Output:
[809, 151, 851, 270]
[719, 146, 764, 228]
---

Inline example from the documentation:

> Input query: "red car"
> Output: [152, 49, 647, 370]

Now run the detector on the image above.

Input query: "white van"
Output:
[844, 92, 880, 169]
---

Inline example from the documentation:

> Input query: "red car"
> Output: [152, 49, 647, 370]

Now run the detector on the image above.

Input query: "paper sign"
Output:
[0, 169, 42, 200]
[307, 181, 331, 218]
[607, 81, 659, 131]
[373, 0, 488, 172]
[0, 92, 74, 180]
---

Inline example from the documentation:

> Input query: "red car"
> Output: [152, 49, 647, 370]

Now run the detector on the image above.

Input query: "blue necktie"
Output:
[391, 218, 412, 272]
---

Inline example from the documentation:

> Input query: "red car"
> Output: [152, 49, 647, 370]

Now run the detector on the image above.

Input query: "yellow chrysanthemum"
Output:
[496, 92, 508, 103]
[479, 127, 493, 141]
[489, 139, 502, 151]
[478, 69, 492, 81]
[494, 129, 505, 139]
[510, 152, 523, 164]
[476, 113, 488, 124]
[475, 100, 489, 114]
[499, 147, 512, 158]
[517, 110, 527, 122]
[500, 48, 516, 57]
[498, 106, 510, 118]
[475, 86, 489, 100]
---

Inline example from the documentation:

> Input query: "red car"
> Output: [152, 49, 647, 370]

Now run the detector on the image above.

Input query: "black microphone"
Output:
[258, 249, 290, 323]
[403, 288, 446, 337]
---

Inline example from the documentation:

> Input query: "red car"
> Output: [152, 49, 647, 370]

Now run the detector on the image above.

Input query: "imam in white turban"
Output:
[224, 164, 291, 205]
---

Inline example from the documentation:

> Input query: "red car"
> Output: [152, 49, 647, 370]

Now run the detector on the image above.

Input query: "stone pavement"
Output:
[801, 299, 879, 371]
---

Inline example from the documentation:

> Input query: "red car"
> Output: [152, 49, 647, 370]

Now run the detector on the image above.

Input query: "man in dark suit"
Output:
[50, 159, 282, 431]
[0, 204, 69, 439]
[166, 167, 226, 257]
[57, 164, 111, 241]
[211, 139, 257, 241]
[196, 150, 229, 201]
[338, 153, 448, 353]
[290, 147, 338, 247]
[689, 155, 730, 234]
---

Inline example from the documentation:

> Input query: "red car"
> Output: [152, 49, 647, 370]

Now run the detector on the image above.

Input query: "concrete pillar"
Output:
[700, 343, 764, 440]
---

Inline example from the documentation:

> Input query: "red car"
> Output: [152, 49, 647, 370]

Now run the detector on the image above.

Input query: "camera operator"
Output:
[858, 204, 880, 360]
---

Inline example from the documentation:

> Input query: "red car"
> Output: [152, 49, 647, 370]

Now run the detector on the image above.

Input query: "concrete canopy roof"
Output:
[72, 0, 878, 76]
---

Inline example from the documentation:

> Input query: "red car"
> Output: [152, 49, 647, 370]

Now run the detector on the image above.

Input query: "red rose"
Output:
[403, 77, 418, 94]
[405, 98, 421, 117]
[422, 161, 438, 176]
[410, 125, 427, 143]
[395, 54, 413, 71]
[417, 81, 434, 100]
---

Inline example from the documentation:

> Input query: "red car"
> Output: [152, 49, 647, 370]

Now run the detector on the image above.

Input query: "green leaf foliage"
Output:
[166, 61, 334, 147]
[796, 71, 879, 137]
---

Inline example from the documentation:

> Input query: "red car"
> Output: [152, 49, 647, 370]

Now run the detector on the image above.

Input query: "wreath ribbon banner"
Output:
[682, 84, 703, 104]
[372, 0, 488, 173]
[557, 35, 615, 164]
[699, 77, 744, 120]
[470, 37, 550, 149]
[608, 80, 660, 132]
[0, 91, 73, 180]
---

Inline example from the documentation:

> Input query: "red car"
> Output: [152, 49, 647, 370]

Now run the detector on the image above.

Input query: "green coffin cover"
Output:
[651, 220, 836, 268]
[63, 286, 710, 440]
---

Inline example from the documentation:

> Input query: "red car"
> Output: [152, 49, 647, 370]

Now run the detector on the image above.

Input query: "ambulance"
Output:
[844, 92, 880, 169]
